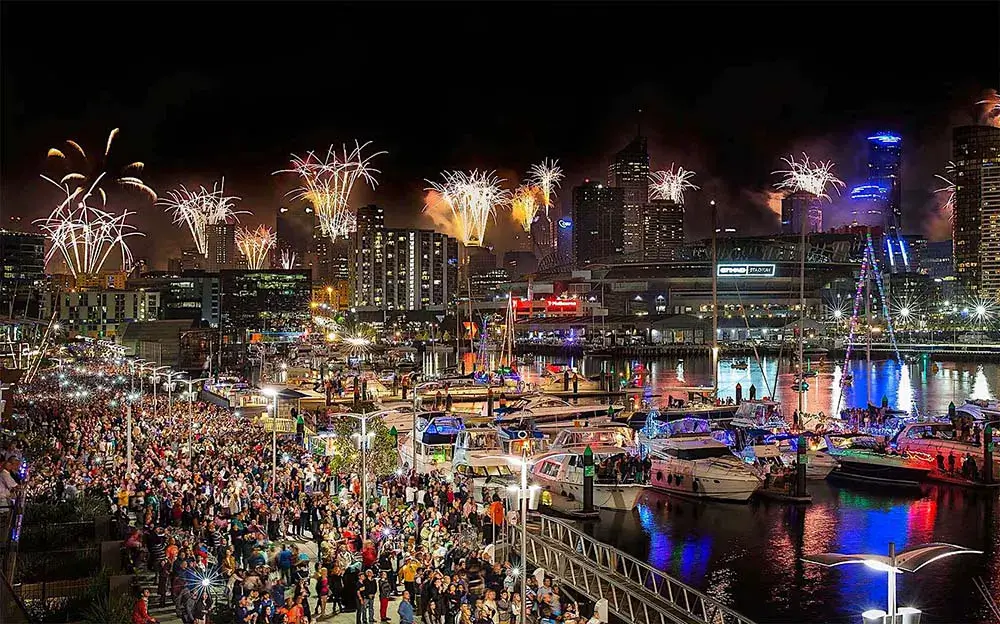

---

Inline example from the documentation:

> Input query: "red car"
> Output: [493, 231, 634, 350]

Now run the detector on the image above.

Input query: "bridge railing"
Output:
[528, 515, 756, 624]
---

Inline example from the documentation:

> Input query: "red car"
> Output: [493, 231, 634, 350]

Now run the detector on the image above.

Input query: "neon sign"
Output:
[558, 219, 572, 229]
[716, 263, 776, 277]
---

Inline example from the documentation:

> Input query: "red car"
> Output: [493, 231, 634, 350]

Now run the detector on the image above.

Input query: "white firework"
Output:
[276, 141, 385, 242]
[158, 179, 246, 257]
[280, 249, 297, 270]
[425, 170, 511, 246]
[773, 153, 846, 200]
[934, 161, 957, 212]
[527, 158, 564, 215]
[648, 165, 700, 205]
[236, 225, 277, 270]
[34, 181, 144, 277]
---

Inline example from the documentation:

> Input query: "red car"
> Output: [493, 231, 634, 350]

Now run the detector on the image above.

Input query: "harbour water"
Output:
[520, 355, 1000, 623]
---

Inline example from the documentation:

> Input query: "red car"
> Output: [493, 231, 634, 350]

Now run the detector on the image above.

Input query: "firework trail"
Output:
[44, 128, 156, 203]
[773, 153, 845, 199]
[934, 161, 957, 212]
[276, 141, 385, 242]
[510, 185, 542, 232]
[236, 225, 277, 270]
[425, 170, 511, 246]
[280, 249, 297, 270]
[34, 183, 144, 277]
[977, 89, 1000, 127]
[158, 179, 246, 256]
[648, 165, 700, 204]
[528, 159, 564, 215]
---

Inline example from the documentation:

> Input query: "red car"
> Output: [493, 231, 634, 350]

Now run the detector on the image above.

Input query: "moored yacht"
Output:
[452, 427, 517, 478]
[398, 413, 464, 474]
[823, 434, 932, 486]
[642, 418, 762, 502]
[490, 395, 624, 422]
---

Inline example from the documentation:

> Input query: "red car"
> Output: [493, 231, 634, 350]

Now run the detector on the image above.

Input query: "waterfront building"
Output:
[503, 250, 538, 279]
[952, 125, 1000, 299]
[470, 268, 510, 301]
[1, 229, 46, 318]
[219, 269, 311, 338]
[572, 180, 624, 264]
[41, 289, 160, 338]
[608, 135, 650, 256]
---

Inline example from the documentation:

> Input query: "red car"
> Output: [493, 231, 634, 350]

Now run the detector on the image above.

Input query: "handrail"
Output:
[526, 515, 756, 624]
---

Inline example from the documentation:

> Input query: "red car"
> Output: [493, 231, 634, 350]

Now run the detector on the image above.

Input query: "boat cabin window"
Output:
[905, 425, 955, 440]
[465, 430, 500, 450]
[552, 428, 633, 448]
[538, 460, 561, 477]
[662, 446, 734, 460]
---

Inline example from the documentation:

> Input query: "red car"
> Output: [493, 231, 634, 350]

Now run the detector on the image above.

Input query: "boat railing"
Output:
[525, 515, 756, 624]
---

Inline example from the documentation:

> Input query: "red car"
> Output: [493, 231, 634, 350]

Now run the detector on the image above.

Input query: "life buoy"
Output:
[517, 430, 528, 440]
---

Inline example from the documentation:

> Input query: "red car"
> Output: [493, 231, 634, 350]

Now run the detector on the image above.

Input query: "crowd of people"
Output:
[5, 356, 594, 624]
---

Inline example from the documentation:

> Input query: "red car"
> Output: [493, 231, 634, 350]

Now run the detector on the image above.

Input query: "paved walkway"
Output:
[137, 535, 411, 624]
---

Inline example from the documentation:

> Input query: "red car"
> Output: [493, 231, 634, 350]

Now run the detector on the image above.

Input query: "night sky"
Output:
[2, 1, 998, 268]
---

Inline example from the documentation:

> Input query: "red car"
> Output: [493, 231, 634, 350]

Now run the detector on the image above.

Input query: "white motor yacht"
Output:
[398, 413, 464, 474]
[893, 420, 1000, 476]
[452, 427, 517, 478]
[489, 395, 624, 422]
[531, 444, 648, 510]
[643, 418, 762, 502]
[740, 434, 839, 480]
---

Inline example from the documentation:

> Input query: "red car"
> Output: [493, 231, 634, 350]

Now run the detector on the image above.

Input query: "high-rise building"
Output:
[219, 269, 312, 337]
[1, 229, 46, 318]
[276, 205, 315, 264]
[608, 136, 650, 256]
[530, 215, 555, 260]
[848, 184, 887, 229]
[352, 204, 386, 307]
[867, 132, 903, 234]
[572, 180, 624, 264]
[781, 191, 823, 235]
[952, 125, 1000, 298]
[555, 216, 573, 265]
[206, 223, 237, 271]
[465, 246, 497, 277]
[641, 200, 684, 261]
[41, 289, 161, 338]
[314, 237, 350, 284]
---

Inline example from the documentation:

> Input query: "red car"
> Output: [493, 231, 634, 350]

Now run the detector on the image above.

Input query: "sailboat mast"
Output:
[711, 200, 718, 400]
[797, 201, 806, 425]
[866, 267, 872, 405]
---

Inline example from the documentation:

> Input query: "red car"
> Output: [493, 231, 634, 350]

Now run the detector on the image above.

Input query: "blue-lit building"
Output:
[867, 132, 902, 235]
[848, 184, 887, 230]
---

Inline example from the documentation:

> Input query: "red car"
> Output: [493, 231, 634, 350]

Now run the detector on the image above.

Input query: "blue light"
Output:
[868, 132, 901, 144]
[899, 237, 909, 268]
[850, 184, 888, 201]
[557, 219, 572, 229]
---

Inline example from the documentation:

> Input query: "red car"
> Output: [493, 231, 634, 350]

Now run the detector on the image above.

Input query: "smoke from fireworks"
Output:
[773, 153, 845, 200]
[280, 249, 297, 270]
[527, 159, 564, 215]
[44, 128, 156, 204]
[510, 185, 542, 232]
[158, 179, 246, 257]
[425, 170, 511, 246]
[34, 183, 144, 277]
[977, 89, 1000, 127]
[236, 225, 277, 270]
[276, 141, 385, 243]
[648, 165, 700, 205]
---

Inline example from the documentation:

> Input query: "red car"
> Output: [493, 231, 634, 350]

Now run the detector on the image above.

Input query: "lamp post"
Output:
[179, 377, 210, 470]
[161, 370, 184, 423]
[125, 391, 141, 473]
[348, 411, 376, 543]
[502, 449, 533, 624]
[149, 366, 169, 420]
[261, 387, 278, 495]
[803, 541, 982, 622]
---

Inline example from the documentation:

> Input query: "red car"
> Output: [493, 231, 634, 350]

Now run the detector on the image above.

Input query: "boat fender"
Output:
[517, 431, 528, 440]
[692, 478, 699, 493]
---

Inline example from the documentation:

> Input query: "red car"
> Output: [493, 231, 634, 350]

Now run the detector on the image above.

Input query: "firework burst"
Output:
[510, 185, 542, 232]
[34, 184, 144, 277]
[276, 141, 385, 242]
[280, 249, 297, 270]
[158, 179, 246, 256]
[648, 165, 700, 204]
[425, 170, 511, 246]
[236, 225, 277, 270]
[527, 159, 564, 215]
[773, 153, 845, 199]
[934, 161, 957, 212]
[977, 89, 1000, 127]
[43, 128, 156, 203]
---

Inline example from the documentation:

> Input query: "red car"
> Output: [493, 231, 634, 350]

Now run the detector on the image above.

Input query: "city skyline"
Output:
[2, 2, 998, 269]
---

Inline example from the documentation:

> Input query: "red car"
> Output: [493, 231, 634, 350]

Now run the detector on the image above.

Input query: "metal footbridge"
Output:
[513, 515, 755, 624]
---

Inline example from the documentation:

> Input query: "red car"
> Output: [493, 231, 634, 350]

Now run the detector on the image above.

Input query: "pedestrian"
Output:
[399, 590, 416, 624]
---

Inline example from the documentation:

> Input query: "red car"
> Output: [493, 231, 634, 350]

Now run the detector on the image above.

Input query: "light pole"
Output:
[161, 370, 184, 423]
[503, 449, 534, 624]
[179, 377, 210, 470]
[803, 541, 981, 621]
[262, 387, 278, 495]
[125, 391, 141, 473]
[348, 411, 376, 543]
[149, 366, 169, 420]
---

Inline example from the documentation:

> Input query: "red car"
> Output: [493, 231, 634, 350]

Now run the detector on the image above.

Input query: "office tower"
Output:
[848, 185, 887, 230]
[572, 180, 624, 264]
[867, 132, 903, 234]
[219, 269, 312, 340]
[555, 216, 573, 265]
[530, 215, 555, 259]
[641, 200, 684, 261]
[0, 229, 46, 317]
[206, 223, 237, 271]
[465, 245, 497, 277]
[381, 230, 458, 311]
[781, 191, 823, 235]
[352, 204, 386, 307]
[952, 125, 1000, 298]
[276, 205, 314, 263]
[314, 237, 350, 284]
[608, 136, 650, 255]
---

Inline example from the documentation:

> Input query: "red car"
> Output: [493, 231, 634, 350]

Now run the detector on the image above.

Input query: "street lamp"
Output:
[178, 377, 210, 470]
[347, 411, 377, 542]
[262, 387, 278, 494]
[149, 365, 169, 420]
[803, 541, 981, 622]
[161, 370, 184, 422]
[125, 391, 141, 473]
[503, 449, 536, 624]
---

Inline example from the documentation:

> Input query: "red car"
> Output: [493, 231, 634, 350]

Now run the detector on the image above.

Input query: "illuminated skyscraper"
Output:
[572, 180, 624, 264]
[206, 223, 237, 271]
[848, 184, 887, 230]
[781, 191, 823, 235]
[867, 132, 902, 234]
[641, 200, 684, 261]
[952, 125, 1000, 299]
[609, 136, 649, 256]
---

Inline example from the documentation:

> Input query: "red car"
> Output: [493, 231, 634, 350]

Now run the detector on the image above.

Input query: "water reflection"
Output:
[589, 484, 1000, 623]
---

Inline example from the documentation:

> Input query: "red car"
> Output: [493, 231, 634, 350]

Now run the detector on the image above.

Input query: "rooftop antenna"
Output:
[636, 108, 643, 138]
